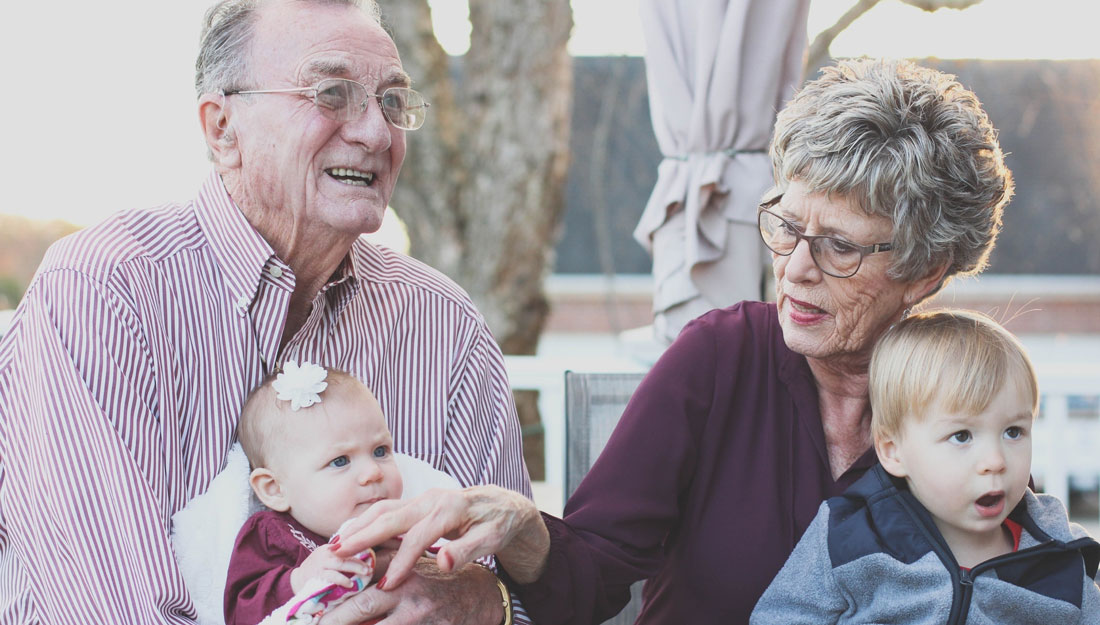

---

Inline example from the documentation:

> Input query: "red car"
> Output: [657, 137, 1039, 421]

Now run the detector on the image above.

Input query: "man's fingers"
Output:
[318, 586, 394, 625]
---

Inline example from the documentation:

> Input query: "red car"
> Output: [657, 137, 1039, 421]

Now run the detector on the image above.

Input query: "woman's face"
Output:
[771, 181, 931, 366]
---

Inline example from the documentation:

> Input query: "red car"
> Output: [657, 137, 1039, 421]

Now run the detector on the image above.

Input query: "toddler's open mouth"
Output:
[975, 491, 1006, 518]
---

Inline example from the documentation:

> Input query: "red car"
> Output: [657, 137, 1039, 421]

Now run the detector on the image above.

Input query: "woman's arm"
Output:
[333, 485, 550, 586]
[749, 503, 846, 624]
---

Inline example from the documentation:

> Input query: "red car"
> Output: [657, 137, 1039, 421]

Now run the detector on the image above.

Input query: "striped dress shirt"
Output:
[0, 171, 532, 623]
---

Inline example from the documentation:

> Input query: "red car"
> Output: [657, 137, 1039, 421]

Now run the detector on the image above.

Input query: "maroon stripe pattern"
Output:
[0, 171, 532, 623]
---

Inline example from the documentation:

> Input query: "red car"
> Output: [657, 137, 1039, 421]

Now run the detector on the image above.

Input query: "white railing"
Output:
[507, 353, 1100, 526]
[1032, 364, 1100, 522]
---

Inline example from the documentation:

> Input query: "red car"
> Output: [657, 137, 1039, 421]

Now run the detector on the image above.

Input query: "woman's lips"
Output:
[786, 296, 828, 324]
[975, 491, 1006, 518]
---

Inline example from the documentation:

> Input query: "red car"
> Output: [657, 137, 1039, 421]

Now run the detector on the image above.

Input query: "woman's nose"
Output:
[782, 238, 822, 283]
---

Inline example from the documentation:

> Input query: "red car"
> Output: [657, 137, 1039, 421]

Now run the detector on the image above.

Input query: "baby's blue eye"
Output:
[373, 446, 388, 459]
[329, 455, 349, 468]
[1004, 426, 1024, 440]
[949, 431, 972, 444]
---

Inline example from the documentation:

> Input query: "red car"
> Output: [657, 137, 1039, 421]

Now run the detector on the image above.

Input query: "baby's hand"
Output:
[290, 544, 374, 593]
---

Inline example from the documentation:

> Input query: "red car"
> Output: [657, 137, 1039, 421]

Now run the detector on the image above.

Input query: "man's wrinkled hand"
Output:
[318, 558, 503, 625]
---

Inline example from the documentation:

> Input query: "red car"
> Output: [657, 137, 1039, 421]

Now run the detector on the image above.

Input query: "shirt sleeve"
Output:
[441, 318, 533, 624]
[442, 319, 532, 498]
[0, 268, 193, 622]
[749, 502, 846, 625]
[223, 514, 298, 625]
[514, 315, 722, 624]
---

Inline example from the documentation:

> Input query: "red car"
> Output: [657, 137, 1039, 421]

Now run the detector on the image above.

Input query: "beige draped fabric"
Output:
[635, 0, 811, 343]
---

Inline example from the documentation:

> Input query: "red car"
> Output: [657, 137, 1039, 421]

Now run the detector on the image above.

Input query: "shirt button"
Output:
[268, 266, 283, 278]
[236, 296, 250, 309]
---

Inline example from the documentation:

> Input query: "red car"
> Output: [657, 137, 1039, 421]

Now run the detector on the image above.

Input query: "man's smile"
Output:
[326, 167, 376, 186]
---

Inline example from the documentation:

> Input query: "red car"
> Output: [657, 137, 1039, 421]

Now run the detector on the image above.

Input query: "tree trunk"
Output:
[379, 1, 574, 479]
[805, 0, 984, 78]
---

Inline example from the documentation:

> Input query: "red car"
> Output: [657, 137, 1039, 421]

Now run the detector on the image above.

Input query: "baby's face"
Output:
[879, 377, 1033, 557]
[269, 382, 403, 538]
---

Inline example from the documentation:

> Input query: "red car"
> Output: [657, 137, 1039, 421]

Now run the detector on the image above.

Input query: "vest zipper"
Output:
[898, 490, 1077, 625]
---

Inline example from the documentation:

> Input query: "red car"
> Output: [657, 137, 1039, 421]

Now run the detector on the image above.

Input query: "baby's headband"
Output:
[272, 360, 328, 411]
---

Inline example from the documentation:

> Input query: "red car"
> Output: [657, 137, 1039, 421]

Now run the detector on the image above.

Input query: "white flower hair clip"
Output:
[272, 360, 329, 411]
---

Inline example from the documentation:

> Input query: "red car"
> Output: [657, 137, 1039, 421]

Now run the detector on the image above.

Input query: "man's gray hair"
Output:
[770, 58, 1013, 287]
[195, 0, 382, 97]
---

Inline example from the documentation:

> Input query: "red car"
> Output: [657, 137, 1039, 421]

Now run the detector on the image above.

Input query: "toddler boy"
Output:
[752, 310, 1100, 624]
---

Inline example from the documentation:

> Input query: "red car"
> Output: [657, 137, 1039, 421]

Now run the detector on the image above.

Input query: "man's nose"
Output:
[341, 98, 393, 151]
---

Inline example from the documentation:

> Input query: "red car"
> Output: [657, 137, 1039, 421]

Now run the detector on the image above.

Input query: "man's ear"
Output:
[875, 434, 908, 478]
[198, 93, 241, 169]
[249, 467, 289, 511]
[903, 262, 950, 309]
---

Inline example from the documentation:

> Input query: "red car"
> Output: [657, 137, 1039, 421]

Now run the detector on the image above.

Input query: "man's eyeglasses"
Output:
[757, 194, 893, 278]
[224, 77, 430, 131]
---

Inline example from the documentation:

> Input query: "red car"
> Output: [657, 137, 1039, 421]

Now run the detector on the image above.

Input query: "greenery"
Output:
[0, 215, 80, 309]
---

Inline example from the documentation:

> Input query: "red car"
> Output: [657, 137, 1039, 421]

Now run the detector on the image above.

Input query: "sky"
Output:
[1, 0, 1097, 226]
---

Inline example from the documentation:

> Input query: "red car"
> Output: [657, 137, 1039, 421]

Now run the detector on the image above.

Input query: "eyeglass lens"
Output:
[314, 78, 427, 130]
[758, 210, 864, 277]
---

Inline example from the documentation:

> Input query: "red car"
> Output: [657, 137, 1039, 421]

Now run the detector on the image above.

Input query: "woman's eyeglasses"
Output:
[757, 194, 893, 279]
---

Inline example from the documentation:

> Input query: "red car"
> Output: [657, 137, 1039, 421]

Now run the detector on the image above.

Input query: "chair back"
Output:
[563, 371, 646, 625]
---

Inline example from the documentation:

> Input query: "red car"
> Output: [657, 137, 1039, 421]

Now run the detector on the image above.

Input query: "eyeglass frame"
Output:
[222, 77, 430, 131]
[756, 193, 894, 279]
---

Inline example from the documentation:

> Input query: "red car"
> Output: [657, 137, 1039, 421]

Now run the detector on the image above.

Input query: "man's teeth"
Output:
[328, 168, 375, 186]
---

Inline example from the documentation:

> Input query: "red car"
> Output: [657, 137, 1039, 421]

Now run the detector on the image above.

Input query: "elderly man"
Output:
[0, 1, 530, 623]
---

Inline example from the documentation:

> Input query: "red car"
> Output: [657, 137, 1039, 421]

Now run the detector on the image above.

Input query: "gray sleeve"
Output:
[1081, 576, 1100, 623]
[750, 502, 847, 625]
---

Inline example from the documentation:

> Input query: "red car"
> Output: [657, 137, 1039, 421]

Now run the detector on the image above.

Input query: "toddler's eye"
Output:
[329, 455, 349, 468]
[372, 446, 389, 459]
[949, 430, 972, 444]
[1004, 426, 1025, 440]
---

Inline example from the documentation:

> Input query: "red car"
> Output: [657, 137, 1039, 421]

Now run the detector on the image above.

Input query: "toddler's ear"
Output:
[249, 467, 289, 511]
[874, 435, 908, 479]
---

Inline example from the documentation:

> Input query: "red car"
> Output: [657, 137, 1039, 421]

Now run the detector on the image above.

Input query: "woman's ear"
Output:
[874, 434, 908, 479]
[903, 262, 950, 308]
[198, 93, 241, 169]
[249, 467, 289, 511]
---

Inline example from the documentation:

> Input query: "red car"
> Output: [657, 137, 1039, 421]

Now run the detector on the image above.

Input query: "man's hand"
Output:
[290, 544, 375, 593]
[318, 558, 503, 625]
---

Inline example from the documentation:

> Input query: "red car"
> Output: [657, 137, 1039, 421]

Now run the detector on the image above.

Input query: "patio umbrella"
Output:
[635, 0, 811, 343]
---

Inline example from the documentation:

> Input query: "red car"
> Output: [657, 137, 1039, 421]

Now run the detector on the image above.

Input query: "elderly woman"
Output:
[331, 58, 1013, 625]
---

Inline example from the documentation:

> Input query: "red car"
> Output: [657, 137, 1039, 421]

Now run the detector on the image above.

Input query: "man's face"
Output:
[226, 0, 407, 239]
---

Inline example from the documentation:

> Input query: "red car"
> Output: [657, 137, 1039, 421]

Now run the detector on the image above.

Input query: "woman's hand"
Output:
[333, 485, 551, 588]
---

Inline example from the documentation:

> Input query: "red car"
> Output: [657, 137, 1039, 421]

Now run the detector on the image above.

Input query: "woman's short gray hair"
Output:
[770, 58, 1013, 287]
[195, 0, 382, 96]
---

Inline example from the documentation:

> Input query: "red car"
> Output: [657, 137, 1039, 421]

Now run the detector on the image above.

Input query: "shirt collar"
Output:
[193, 170, 277, 315]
